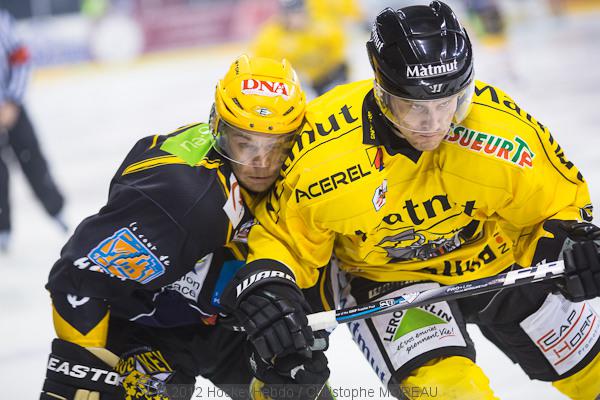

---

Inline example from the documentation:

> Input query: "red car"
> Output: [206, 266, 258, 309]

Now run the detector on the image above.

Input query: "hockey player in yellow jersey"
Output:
[221, 2, 600, 400]
[252, 0, 348, 97]
[305, 0, 363, 24]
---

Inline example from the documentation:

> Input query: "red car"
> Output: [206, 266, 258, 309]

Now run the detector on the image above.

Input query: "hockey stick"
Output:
[307, 260, 566, 331]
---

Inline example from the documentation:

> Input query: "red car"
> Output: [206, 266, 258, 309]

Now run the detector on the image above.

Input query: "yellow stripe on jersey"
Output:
[122, 155, 184, 175]
[215, 168, 229, 198]
[122, 156, 221, 176]
[148, 135, 160, 149]
[52, 305, 110, 348]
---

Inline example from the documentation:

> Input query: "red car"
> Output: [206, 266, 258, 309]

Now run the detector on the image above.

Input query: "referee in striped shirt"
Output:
[0, 9, 65, 252]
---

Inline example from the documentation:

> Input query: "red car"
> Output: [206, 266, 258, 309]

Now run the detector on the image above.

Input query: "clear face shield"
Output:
[374, 79, 475, 137]
[212, 118, 297, 171]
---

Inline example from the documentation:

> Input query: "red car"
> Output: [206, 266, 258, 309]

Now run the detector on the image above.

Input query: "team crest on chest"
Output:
[88, 225, 166, 284]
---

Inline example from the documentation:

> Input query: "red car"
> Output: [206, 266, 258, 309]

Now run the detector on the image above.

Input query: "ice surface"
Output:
[1, 9, 599, 400]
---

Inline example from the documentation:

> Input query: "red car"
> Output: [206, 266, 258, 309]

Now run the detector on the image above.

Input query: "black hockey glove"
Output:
[246, 335, 332, 400]
[558, 222, 600, 302]
[40, 338, 120, 400]
[221, 260, 315, 360]
[41, 339, 177, 400]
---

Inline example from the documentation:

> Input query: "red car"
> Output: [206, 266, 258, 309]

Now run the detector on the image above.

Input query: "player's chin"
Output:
[239, 175, 277, 193]
[411, 136, 445, 151]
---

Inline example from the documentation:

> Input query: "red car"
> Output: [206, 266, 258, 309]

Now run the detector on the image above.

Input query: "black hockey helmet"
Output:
[366, 2, 475, 136]
[366, 1, 474, 101]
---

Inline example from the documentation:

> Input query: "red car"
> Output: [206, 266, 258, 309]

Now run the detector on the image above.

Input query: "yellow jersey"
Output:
[248, 79, 592, 289]
[251, 17, 346, 85]
[306, 0, 363, 23]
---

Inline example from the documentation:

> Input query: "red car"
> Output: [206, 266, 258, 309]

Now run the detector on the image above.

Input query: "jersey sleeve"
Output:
[248, 171, 335, 289]
[446, 83, 593, 270]
[495, 126, 592, 267]
[47, 179, 228, 346]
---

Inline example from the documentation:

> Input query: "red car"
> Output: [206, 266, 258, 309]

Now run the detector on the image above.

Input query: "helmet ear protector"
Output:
[210, 54, 306, 168]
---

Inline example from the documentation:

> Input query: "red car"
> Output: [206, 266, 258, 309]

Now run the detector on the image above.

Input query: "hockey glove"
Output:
[221, 260, 315, 360]
[41, 339, 176, 400]
[559, 222, 600, 302]
[40, 338, 120, 400]
[246, 335, 332, 400]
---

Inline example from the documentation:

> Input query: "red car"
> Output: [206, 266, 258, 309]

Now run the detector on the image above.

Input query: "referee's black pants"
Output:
[0, 106, 64, 232]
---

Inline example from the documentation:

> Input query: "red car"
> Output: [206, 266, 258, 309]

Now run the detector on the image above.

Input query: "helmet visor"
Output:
[212, 118, 297, 168]
[374, 80, 474, 135]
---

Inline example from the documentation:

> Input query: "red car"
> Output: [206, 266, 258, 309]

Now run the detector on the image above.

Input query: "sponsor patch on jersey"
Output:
[373, 283, 467, 370]
[446, 125, 535, 168]
[295, 163, 372, 202]
[365, 146, 384, 171]
[241, 79, 289, 99]
[160, 123, 214, 166]
[348, 319, 390, 384]
[520, 294, 600, 375]
[373, 179, 387, 211]
[88, 228, 166, 284]
[165, 253, 212, 302]
[350, 282, 467, 384]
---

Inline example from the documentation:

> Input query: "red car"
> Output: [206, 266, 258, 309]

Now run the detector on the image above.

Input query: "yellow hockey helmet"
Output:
[210, 54, 306, 168]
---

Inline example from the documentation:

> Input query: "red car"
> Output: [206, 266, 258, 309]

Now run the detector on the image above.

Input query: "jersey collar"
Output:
[361, 89, 423, 163]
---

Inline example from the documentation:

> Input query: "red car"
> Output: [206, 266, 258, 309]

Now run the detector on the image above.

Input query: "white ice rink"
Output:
[1, 7, 600, 400]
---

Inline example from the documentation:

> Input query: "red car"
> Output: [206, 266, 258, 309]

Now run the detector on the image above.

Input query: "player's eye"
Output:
[237, 142, 252, 150]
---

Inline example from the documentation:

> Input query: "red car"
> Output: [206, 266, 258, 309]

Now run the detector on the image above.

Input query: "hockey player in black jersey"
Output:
[39, 55, 329, 400]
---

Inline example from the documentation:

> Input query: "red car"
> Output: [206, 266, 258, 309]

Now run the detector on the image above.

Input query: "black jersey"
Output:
[46, 123, 254, 336]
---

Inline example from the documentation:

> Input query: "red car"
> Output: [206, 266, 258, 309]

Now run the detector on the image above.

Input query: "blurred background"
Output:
[1, 0, 600, 398]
